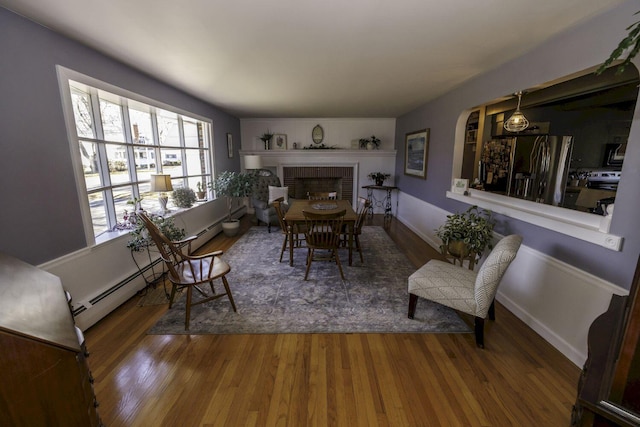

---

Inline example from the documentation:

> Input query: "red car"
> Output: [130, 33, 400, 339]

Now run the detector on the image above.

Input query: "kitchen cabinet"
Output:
[0, 252, 102, 427]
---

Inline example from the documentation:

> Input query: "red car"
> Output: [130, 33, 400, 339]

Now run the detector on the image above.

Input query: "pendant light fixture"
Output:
[503, 91, 529, 132]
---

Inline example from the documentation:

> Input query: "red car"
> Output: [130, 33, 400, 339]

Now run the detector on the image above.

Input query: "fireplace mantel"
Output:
[239, 149, 398, 207]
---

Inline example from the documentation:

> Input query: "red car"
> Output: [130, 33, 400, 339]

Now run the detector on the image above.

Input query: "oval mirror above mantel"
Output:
[312, 124, 324, 144]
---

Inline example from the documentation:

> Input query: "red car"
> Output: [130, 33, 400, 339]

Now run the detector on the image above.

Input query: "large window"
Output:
[60, 69, 213, 243]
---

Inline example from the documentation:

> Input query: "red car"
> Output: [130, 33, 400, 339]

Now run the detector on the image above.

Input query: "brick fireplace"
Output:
[283, 166, 354, 201]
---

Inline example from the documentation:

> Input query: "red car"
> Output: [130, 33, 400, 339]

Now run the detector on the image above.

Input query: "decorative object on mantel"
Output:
[359, 135, 381, 150]
[312, 124, 324, 144]
[273, 134, 287, 150]
[368, 172, 390, 186]
[435, 205, 494, 266]
[303, 143, 340, 149]
[259, 131, 274, 150]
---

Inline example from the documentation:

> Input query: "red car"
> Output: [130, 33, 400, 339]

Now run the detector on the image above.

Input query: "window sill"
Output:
[446, 189, 623, 251]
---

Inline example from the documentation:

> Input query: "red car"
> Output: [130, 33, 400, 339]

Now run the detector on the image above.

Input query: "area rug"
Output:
[148, 226, 471, 335]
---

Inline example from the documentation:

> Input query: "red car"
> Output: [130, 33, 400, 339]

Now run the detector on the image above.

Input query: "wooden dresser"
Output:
[0, 252, 102, 426]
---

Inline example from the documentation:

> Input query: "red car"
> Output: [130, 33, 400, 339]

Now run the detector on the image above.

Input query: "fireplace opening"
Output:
[283, 166, 354, 202]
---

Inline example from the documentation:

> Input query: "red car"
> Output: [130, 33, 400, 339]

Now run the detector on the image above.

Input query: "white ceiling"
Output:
[1, 0, 624, 118]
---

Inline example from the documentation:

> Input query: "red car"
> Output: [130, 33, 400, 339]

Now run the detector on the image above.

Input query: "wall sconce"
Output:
[504, 91, 530, 132]
[150, 174, 173, 214]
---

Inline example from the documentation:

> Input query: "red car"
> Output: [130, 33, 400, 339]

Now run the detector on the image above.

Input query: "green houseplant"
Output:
[209, 171, 257, 236]
[359, 135, 381, 150]
[435, 205, 495, 258]
[368, 172, 390, 186]
[126, 214, 185, 252]
[171, 187, 197, 208]
[196, 181, 206, 200]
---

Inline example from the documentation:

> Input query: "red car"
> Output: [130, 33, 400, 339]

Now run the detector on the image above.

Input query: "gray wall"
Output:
[0, 8, 241, 265]
[395, 0, 640, 289]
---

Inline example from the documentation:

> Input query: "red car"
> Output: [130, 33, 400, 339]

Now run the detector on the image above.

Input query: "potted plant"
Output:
[435, 205, 495, 259]
[196, 181, 206, 200]
[210, 171, 257, 236]
[359, 135, 381, 150]
[368, 172, 390, 186]
[259, 131, 274, 150]
[126, 214, 185, 252]
[171, 187, 197, 208]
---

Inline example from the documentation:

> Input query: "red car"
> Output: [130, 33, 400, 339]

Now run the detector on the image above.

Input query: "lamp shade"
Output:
[244, 155, 262, 170]
[149, 174, 173, 192]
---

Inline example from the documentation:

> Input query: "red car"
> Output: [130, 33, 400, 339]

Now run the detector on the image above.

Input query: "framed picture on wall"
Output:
[227, 133, 233, 158]
[273, 134, 287, 150]
[404, 128, 429, 179]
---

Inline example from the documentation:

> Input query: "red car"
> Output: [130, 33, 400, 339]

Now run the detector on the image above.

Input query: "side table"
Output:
[362, 185, 399, 225]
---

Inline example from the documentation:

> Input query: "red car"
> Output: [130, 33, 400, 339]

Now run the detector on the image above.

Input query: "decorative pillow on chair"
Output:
[268, 186, 289, 204]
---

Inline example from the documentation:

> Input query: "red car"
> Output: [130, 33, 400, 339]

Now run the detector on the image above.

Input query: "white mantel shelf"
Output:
[239, 149, 397, 157]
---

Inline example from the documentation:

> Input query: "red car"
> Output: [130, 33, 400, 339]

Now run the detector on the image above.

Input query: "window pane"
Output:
[129, 108, 153, 145]
[71, 89, 94, 138]
[157, 109, 180, 146]
[185, 148, 207, 176]
[138, 183, 158, 212]
[105, 144, 131, 185]
[80, 141, 101, 190]
[160, 149, 182, 171]
[113, 187, 133, 226]
[88, 191, 108, 236]
[100, 99, 125, 142]
[133, 146, 156, 170]
[183, 117, 200, 148]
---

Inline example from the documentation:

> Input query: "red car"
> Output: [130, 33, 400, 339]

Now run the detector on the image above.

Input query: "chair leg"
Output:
[474, 316, 485, 349]
[268, 223, 271, 233]
[304, 249, 314, 280]
[279, 236, 287, 262]
[488, 299, 496, 321]
[169, 284, 178, 308]
[221, 276, 237, 312]
[185, 286, 193, 331]
[355, 235, 363, 263]
[334, 249, 345, 280]
[408, 293, 418, 319]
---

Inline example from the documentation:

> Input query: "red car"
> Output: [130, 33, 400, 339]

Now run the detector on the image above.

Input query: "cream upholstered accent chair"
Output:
[408, 234, 522, 348]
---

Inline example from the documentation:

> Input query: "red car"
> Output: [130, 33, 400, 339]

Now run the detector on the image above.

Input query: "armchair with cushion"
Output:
[251, 169, 287, 232]
[408, 234, 522, 348]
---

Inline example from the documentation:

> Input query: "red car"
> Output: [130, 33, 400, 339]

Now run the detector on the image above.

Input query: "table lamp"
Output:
[244, 155, 262, 171]
[150, 174, 173, 214]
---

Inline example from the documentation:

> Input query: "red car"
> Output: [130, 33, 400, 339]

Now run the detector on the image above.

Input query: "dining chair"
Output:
[408, 234, 522, 348]
[302, 209, 346, 280]
[273, 197, 305, 263]
[349, 196, 371, 263]
[308, 191, 337, 200]
[139, 213, 237, 330]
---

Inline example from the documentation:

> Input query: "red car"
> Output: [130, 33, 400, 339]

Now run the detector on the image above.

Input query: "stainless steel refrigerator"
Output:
[481, 135, 573, 206]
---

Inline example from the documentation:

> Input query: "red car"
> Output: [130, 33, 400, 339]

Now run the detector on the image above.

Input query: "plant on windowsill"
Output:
[126, 214, 186, 252]
[435, 205, 495, 260]
[196, 181, 206, 200]
[368, 172, 391, 186]
[172, 187, 197, 208]
[209, 171, 257, 236]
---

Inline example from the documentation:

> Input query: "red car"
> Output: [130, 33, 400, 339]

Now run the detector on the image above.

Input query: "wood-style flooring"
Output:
[84, 215, 581, 426]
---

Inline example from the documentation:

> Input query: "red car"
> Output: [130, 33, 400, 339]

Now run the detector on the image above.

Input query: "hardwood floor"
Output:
[85, 215, 581, 426]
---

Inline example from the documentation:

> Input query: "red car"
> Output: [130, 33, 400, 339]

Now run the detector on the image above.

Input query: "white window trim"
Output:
[56, 65, 214, 246]
[451, 110, 623, 251]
